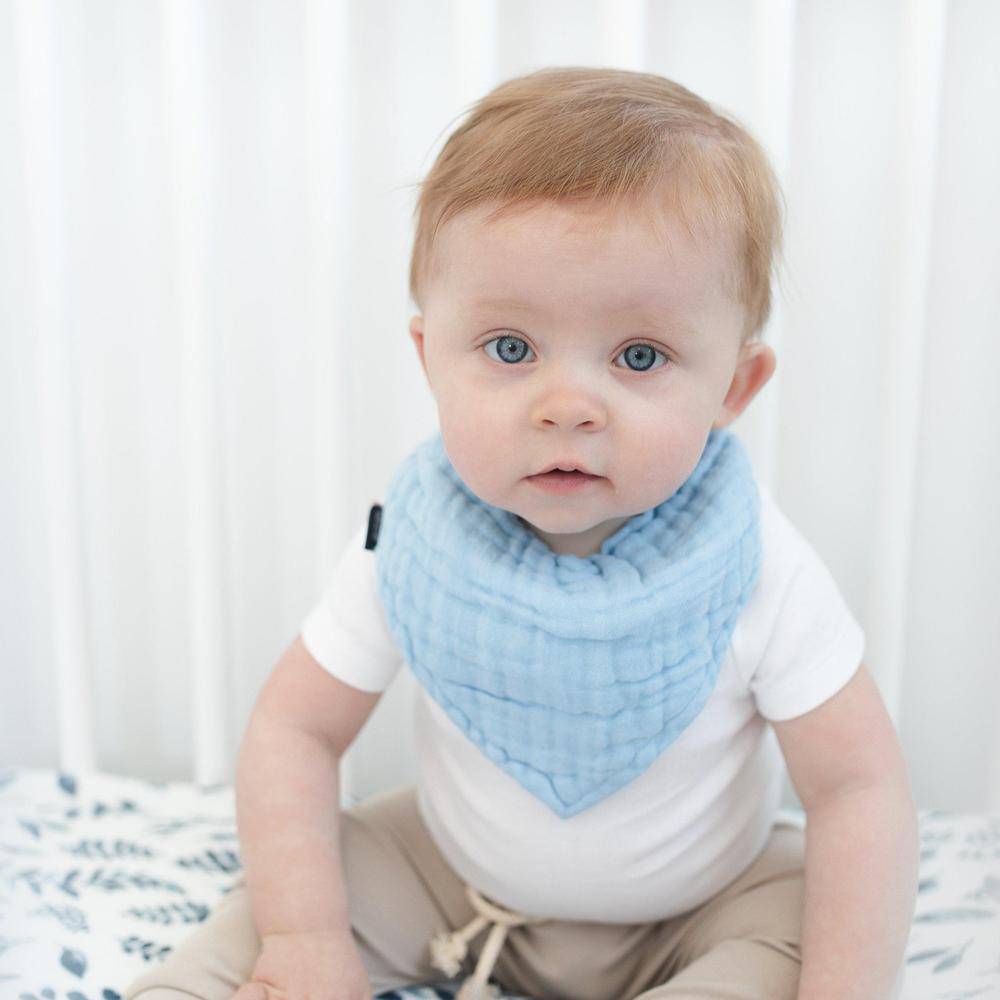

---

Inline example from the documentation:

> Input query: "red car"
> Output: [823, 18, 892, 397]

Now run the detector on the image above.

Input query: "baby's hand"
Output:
[230, 928, 372, 1000]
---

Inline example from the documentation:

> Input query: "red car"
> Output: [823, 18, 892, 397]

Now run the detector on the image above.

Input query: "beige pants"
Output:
[122, 784, 824, 1000]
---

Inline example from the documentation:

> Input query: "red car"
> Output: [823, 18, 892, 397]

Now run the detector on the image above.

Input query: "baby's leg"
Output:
[626, 821, 906, 1000]
[123, 879, 258, 1000]
[628, 823, 807, 1000]
[339, 783, 479, 988]
[123, 785, 477, 999]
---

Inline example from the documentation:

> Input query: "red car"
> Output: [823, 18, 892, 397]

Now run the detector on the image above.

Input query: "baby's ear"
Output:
[409, 316, 429, 383]
[713, 341, 776, 428]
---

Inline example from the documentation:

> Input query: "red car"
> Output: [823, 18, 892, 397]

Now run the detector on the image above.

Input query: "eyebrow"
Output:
[468, 297, 696, 337]
[470, 298, 537, 313]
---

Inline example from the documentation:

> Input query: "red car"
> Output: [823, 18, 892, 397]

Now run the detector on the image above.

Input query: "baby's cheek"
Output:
[622, 418, 707, 500]
[438, 421, 504, 503]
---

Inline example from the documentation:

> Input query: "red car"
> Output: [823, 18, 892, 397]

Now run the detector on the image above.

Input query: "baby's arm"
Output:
[232, 635, 381, 997]
[772, 662, 918, 1000]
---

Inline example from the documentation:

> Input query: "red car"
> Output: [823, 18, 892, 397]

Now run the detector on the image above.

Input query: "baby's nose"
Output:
[530, 385, 608, 430]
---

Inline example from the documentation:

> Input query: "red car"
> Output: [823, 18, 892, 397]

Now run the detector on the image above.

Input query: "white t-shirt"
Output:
[300, 485, 864, 923]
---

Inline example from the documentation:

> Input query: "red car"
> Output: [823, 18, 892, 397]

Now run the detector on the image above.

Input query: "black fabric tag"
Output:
[364, 503, 382, 550]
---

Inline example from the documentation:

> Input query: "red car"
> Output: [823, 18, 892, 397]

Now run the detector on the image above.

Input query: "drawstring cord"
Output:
[429, 884, 547, 1000]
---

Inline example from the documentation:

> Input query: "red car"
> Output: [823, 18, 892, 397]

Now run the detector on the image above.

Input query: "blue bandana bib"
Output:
[373, 428, 762, 818]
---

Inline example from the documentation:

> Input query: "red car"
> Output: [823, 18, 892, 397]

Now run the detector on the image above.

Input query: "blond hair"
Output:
[407, 66, 784, 343]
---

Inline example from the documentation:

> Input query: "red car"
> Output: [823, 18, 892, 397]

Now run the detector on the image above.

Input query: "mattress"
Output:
[2, 767, 998, 999]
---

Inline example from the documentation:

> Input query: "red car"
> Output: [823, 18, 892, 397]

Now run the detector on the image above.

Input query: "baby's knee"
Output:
[123, 882, 258, 1000]
[125, 974, 239, 1000]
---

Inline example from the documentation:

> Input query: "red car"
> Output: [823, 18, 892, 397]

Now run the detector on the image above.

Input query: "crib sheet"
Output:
[1, 767, 998, 1000]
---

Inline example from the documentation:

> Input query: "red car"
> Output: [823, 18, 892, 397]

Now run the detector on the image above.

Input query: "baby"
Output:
[125, 67, 919, 1000]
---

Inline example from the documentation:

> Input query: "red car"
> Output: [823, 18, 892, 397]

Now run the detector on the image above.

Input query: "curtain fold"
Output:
[2, 0, 997, 813]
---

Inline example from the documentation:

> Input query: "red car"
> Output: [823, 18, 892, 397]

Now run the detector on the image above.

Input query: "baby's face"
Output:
[409, 196, 774, 557]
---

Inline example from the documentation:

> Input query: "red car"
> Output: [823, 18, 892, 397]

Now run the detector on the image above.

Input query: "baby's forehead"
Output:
[432, 197, 740, 304]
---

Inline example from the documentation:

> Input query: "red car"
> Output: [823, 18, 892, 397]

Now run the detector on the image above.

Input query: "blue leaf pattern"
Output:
[906, 947, 951, 963]
[1, 767, 999, 998]
[966, 874, 1000, 903]
[931, 938, 972, 973]
[64, 840, 154, 861]
[59, 946, 86, 977]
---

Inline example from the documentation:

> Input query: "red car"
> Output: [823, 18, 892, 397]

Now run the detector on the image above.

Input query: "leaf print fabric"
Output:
[0, 768, 529, 1000]
[1, 767, 998, 998]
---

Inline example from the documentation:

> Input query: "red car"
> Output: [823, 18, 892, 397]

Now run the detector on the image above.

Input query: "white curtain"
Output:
[2, 0, 998, 814]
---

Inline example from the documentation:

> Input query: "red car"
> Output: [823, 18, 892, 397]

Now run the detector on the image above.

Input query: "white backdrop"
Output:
[2, 0, 998, 814]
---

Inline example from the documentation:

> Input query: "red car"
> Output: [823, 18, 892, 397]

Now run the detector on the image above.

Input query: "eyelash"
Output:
[481, 334, 670, 373]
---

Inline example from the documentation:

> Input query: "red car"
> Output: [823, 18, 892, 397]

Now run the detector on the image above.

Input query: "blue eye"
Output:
[484, 335, 535, 364]
[482, 335, 668, 372]
[615, 343, 668, 372]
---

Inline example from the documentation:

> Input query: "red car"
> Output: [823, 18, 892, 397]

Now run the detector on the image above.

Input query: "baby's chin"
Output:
[508, 513, 639, 560]
[514, 509, 610, 533]
[453, 468, 643, 535]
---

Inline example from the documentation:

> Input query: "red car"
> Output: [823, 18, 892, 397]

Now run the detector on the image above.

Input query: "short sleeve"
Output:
[299, 521, 403, 693]
[738, 489, 865, 721]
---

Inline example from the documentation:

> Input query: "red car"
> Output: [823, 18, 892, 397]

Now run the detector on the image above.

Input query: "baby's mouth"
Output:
[525, 469, 605, 494]
[529, 470, 600, 483]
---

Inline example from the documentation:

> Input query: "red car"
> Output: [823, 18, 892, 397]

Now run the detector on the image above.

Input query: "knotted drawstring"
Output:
[429, 884, 547, 999]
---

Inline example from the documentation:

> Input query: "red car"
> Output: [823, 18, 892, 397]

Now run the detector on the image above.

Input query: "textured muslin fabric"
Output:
[374, 427, 762, 818]
[123, 785, 819, 1000]
[300, 481, 866, 924]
